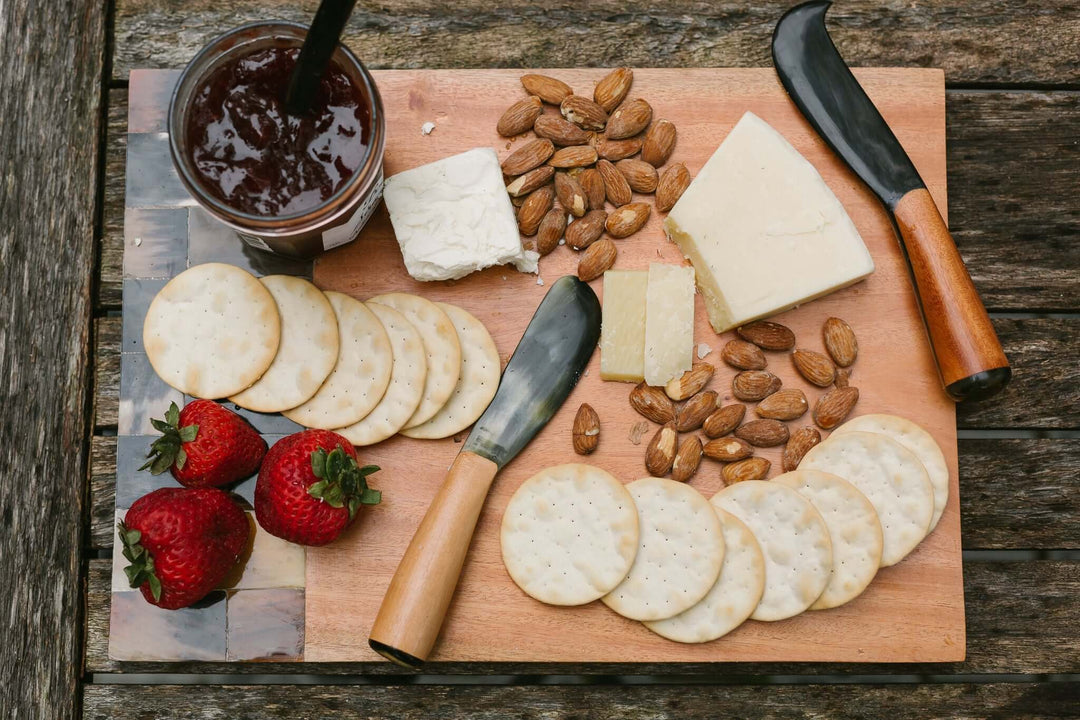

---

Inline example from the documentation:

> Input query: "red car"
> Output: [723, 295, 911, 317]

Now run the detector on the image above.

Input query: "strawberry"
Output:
[254, 429, 381, 546]
[141, 400, 267, 487]
[118, 487, 250, 609]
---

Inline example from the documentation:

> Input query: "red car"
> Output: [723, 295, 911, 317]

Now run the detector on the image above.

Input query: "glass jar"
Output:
[168, 21, 386, 259]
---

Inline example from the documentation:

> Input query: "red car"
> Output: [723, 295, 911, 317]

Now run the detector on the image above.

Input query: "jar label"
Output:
[322, 168, 384, 251]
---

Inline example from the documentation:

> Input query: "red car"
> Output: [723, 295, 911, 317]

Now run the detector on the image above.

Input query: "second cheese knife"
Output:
[772, 0, 1010, 402]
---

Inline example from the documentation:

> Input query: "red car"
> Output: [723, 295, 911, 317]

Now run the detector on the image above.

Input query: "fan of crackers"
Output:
[501, 411, 948, 644]
[142, 263, 501, 443]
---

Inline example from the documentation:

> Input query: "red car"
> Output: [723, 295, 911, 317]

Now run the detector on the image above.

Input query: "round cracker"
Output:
[400, 303, 500, 440]
[229, 276, 339, 413]
[832, 413, 950, 533]
[369, 293, 461, 429]
[799, 431, 933, 567]
[501, 464, 639, 606]
[334, 303, 428, 446]
[773, 470, 883, 610]
[602, 478, 725, 622]
[282, 292, 392, 429]
[644, 508, 765, 643]
[712, 480, 833, 622]
[143, 263, 280, 399]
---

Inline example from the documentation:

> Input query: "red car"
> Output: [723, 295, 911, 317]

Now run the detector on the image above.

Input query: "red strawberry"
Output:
[254, 429, 381, 546]
[141, 400, 267, 487]
[119, 487, 250, 609]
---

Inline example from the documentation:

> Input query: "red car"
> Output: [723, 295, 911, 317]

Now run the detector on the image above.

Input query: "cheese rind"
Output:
[383, 147, 539, 281]
[644, 263, 695, 386]
[664, 112, 874, 333]
[600, 270, 649, 382]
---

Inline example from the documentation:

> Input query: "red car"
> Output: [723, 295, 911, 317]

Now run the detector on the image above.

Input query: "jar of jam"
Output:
[169, 22, 386, 259]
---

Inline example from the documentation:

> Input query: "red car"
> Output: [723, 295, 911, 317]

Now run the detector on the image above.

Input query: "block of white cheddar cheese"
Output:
[600, 270, 648, 382]
[663, 112, 874, 333]
[383, 147, 539, 282]
[644, 263, 695, 387]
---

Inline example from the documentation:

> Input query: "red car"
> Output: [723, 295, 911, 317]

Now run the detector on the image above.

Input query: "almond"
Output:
[506, 165, 554, 197]
[732, 370, 782, 402]
[629, 382, 676, 424]
[549, 145, 599, 169]
[577, 238, 617, 282]
[615, 159, 658, 193]
[782, 426, 821, 472]
[703, 436, 753, 463]
[579, 168, 607, 210]
[594, 67, 633, 113]
[813, 386, 859, 430]
[520, 74, 572, 105]
[737, 321, 796, 351]
[517, 185, 554, 236]
[756, 389, 808, 421]
[597, 159, 632, 206]
[572, 402, 600, 455]
[501, 138, 555, 176]
[655, 162, 691, 212]
[721, 339, 767, 371]
[645, 422, 678, 476]
[561, 95, 608, 131]
[534, 114, 592, 146]
[605, 202, 651, 238]
[665, 362, 715, 401]
[835, 368, 851, 389]
[722, 457, 771, 484]
[536, 208, 567, 256]
[676, 390, 718, 432]
[554, 172, 588, 217]
[594, 136, 644, 162]
[641, 119, 677, 167]
[735, 419, 789, 447]
[606, 98, 652, 139]
[497, 96, 543, 137]
[823, 317, 858, 367]
[703, 403, 746, 438]
[671, 436, 703, 482]
[566, 210, 607, 250]
[792, 349, 836, 387]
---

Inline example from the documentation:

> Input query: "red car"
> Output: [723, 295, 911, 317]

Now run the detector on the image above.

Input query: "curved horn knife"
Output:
[773, 0, 1010, 402]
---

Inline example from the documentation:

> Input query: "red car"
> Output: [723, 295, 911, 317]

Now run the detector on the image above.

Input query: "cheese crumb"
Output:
[420, 122, 436, 135]
[697, 343, 712, 359]
[133, 237, 142, 247]
[536, 276, 544, 286]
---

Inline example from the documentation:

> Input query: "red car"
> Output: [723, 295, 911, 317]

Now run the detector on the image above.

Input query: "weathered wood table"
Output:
[1, 1, 1077, 717]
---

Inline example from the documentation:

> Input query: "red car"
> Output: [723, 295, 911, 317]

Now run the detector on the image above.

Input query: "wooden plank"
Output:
[947, 90, 1080, 311]
[0, 0, 106, 717]
[86, 437, 1080, 553]
[99, 89, 128, 311]
[83, 683, 1080, 719]
[85, 552, 1080, 676]
[93, 316, 120, 430]
[957, 318, 1079, 429]
[112, 1, 1080, 85]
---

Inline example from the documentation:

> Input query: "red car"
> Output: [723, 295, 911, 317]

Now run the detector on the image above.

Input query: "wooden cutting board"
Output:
[306, 68, 963, 663]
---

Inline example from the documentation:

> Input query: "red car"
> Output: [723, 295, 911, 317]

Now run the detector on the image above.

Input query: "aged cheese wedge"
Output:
[599, 270, 648, 382]
[643, 263, 695, 386]
[663, 112, 875, 333]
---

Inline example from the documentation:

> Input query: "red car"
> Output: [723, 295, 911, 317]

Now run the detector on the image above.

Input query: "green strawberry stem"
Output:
[308, 446, 381, 519]
[118, 521, 162, 602]
[139, 401, 199, 475]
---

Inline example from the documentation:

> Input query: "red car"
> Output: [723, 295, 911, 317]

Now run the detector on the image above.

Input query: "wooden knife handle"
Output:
[893, 188, 1010, 401]
[368, 450, 499, 667]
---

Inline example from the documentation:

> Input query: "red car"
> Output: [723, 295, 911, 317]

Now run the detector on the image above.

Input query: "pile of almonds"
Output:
[573, 316, 862, 485]
[496, 69, 692, 282]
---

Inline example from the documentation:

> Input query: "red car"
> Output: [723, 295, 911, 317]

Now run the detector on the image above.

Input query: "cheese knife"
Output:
[772, 0, 1011, 401]
[368, 275, 601, 667]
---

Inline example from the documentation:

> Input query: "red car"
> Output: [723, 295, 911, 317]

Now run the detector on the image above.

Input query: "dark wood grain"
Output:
[93, 317, 120, 430]
[0, 0, 106, 717]
[84, 558, 1080, 675]
[113, 1, 1080, 85]
[97, 88, 1080, 313]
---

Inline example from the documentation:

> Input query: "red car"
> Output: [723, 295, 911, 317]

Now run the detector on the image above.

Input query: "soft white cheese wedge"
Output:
[663, 112, 874, 333]
[644, 263, 695, 387]
[383, 147, 539, 281]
